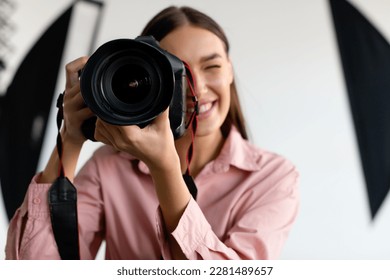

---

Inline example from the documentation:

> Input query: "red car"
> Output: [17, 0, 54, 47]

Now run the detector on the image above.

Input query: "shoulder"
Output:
[249, 144, 299, 190]
[255, 145, 298, 179]
[223, 127, 299, 179]
[235, 136, 300, 206]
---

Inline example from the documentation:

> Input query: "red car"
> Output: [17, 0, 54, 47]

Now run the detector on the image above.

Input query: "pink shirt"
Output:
[5, 127, 299, 260]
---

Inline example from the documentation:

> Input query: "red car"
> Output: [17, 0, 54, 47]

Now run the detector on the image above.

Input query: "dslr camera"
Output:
[80, 36, 191, 140]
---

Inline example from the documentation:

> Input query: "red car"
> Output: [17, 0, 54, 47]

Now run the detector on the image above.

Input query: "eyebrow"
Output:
[200, 53, 222, 63]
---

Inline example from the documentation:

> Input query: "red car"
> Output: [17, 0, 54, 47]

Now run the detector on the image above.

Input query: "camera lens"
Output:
[80, 37, 186, 140]
[80, 38, 172, 126]
[98, 54, 162, 121]
[111, 64, 151, 104]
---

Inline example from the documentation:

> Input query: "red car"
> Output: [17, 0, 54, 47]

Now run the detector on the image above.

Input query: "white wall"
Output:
[1, 0, 390, 259]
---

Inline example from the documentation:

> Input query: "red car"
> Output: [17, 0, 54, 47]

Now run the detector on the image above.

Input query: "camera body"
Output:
[79, 36, 188, 140]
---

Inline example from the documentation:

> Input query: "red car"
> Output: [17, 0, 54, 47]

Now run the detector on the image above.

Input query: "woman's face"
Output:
[159, 25, 233, 138]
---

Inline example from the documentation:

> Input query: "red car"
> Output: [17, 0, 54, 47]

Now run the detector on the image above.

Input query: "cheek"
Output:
[206, 77, 231, 118]
[206, 73, 231, 93]
[207, 74, 232, 106]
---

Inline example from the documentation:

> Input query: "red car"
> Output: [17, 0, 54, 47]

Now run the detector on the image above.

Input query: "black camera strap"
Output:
[48, 92, 80, 260]
[183, 98, 198, 200]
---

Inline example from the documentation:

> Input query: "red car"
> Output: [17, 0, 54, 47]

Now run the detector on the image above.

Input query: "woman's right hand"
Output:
[61, 56, 94, 145]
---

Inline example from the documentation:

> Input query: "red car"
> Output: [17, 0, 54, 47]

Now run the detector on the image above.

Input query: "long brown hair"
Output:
[141, 6, 248, 140]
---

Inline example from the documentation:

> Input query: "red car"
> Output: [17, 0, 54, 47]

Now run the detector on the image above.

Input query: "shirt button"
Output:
[33, 198, 41, 204]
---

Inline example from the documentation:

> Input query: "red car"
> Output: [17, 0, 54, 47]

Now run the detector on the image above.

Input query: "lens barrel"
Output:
[80, 36, 187, 140]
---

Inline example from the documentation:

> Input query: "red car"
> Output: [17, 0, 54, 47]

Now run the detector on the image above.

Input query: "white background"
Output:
[1, 0, 390, 259]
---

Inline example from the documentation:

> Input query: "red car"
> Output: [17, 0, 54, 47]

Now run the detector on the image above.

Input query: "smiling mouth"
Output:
[187, 101, 215, 115]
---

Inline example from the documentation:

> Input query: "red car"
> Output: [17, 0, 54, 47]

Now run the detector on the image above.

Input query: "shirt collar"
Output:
[211, 126, 262, 173]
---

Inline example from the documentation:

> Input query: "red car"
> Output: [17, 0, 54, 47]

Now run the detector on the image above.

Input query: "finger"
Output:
[94, 119, 119, 146]
[65, 56, 88, 89]
[76, 107, 95, 120]
[94, 120, 110, 145]
[63, 85, 81, 110]
[149, 109, 172, 135]
[67, 86, 88, 111]
[65, 82, 81, 99]
[152, 108, 169, 126]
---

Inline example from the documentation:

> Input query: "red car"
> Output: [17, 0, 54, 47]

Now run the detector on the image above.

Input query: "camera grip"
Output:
[81, 116, 97, 141]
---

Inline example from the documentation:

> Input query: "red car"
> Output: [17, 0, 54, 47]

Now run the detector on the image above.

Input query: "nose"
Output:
[196, 83, 208, 97]
[192, 71, 208, 98]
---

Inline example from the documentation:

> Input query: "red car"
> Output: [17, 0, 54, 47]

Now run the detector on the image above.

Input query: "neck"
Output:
[175, 129, 225, 178]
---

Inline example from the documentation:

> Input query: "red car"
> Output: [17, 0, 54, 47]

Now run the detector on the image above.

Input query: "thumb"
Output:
[153, 108, 170, 126]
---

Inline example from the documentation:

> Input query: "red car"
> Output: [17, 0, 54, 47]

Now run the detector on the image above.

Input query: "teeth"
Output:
[199, 103, 212, 113]
[187, 102, 213, 114]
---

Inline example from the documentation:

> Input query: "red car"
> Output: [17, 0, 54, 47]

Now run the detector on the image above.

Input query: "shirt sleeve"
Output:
[5, 156, 105, 260]
[157, 167, 300, 260]
[5, 173, 61, 260]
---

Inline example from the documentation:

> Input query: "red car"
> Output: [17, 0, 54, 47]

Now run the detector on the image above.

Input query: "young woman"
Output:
[6, 6, 299, 260]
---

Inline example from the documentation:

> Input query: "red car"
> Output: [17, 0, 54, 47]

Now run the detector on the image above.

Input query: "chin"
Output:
[194, 122, 222, 138]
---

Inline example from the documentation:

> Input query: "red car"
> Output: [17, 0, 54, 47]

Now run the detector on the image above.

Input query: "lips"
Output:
[187, 101, 215, 115]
